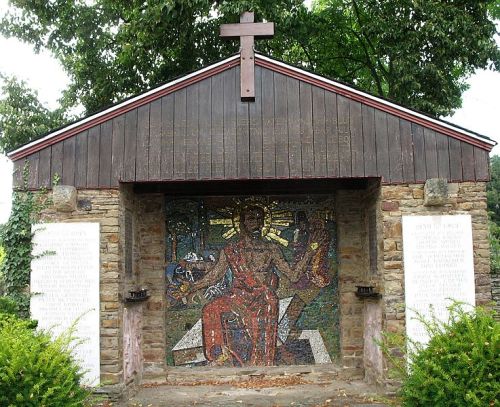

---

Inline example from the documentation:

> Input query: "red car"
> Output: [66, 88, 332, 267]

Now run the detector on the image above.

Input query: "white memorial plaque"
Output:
[31, 223, 100, 385]
[402, 215, 475, 346]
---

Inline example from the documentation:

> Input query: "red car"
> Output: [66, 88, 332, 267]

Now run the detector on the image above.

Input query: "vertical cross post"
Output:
[220, 12, 274, 100]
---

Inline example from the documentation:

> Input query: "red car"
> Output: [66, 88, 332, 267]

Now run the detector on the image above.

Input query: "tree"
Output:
[487, 155, 500, 223]
[0, 75, 67, 154]
[309, 0, 500, 116]
[0, 0, 499, 152]
[487, 155, 500, 274]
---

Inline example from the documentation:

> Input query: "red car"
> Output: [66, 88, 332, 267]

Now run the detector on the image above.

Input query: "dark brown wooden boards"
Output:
[13, 64, 491, 189]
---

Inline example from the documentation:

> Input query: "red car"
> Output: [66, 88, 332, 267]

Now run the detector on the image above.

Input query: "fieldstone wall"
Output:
[336, 189, 369, 377]
[134, 194, 167, 379]
[41, 189, 124, 386]
[39, 181, 491, 390]
[361, 181, 384, 384]
[121, 185, 144, 385]
[380, 182, 491, 380]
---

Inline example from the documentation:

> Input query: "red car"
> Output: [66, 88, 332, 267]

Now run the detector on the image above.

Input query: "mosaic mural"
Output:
[165, 196, 339, 367]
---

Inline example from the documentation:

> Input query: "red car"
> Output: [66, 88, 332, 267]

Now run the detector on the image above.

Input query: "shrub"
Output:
[401, 304, 499, 407]
[489, 220, 500, 274]
[0, 313, 91, 406]
[0, 296, 19, 315]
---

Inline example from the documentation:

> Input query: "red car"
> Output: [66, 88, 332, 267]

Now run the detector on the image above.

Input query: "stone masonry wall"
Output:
[336, 190, 368, 377]
[135, 194, 167, 378]
[362, 181, 384, 384]
[121, 185, 144, 385]
[42, 189, 124, 386]
[380, 182, 491, 379]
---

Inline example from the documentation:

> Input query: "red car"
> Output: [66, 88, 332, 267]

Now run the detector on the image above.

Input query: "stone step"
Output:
[143, 364, 363, 386]
[122, 379, 395, 407]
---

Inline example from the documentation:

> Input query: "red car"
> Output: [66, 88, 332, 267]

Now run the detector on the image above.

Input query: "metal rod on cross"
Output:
[220, 12, 274, 100]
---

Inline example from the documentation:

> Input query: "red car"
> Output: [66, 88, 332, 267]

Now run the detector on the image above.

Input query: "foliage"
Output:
[0, 296, 17, 315]
[490, 220, 500, 274]
[0, 312, 91, 406]
[0, 0, 498, 152]
[487, 155, 500, 224]
[0, 164, 49, 318]
[380, 303, 499, 407]
[0, 75, 68, 154]
[0, 245, 5, 295]
[487, 155, 500, 274]
[489, 0, 500, 19]
[310, 0, 500, 117]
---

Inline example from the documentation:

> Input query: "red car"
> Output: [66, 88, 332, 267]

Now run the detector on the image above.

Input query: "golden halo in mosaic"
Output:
[209, 198, 294, 246]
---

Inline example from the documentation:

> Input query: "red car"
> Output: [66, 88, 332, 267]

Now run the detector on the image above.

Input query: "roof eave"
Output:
[255, 54, 496, 152]
[8, 52, 496, 161]
[8, 54, 241, 161]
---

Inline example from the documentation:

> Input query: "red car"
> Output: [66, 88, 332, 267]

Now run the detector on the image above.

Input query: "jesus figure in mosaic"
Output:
[187, 205, 329, 366]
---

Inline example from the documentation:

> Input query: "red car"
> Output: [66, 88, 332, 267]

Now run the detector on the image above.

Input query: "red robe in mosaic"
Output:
[201, 241, 279, 366]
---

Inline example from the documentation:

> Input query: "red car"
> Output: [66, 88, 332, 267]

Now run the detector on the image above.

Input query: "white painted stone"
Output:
[298, 330, 332, 364]
[278, 296, 293, 321]
[172, 319, 203, 351]
[402, 215, 475, 346]
[31, 223, 100, 385]
[277, 296, 293, 343]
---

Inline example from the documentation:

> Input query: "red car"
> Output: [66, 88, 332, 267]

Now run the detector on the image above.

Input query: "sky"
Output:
[0, 2, 499, 224]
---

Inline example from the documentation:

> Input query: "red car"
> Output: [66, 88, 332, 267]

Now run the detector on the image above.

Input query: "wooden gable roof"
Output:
[9, 54, 494, 189]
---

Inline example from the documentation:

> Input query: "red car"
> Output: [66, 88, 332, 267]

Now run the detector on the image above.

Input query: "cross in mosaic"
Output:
[220, 11, 274, 100]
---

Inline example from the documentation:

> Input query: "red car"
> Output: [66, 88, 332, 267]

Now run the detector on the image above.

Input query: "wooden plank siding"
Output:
[62, 137, 76, 186]
[300, 82, 314, 178]
[15, 65, 490, 189]
[337, 95, 351, 178]
[274, 73, 289, 178]
[387, 113, 403, 183]
[111, 117, 125, 187]
[38, 147, 52, 188]
[50, 142, 63, 185]
[99, 121, 113, 188]
[325, 91, 339, 177]
[287, 75, 301, 178]
[249, 67, 263, 178]
[75, 131, 88, 188]
[261, 68, 276, 178]
[313, 87, 328, 177]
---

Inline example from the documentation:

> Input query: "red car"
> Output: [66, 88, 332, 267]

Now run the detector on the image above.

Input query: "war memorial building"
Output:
[8, 13, 494, 397]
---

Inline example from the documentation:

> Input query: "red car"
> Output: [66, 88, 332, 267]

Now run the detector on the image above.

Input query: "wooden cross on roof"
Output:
[220, 12, 274, 100]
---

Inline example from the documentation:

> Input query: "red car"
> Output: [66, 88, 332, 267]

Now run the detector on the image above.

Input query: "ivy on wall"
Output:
[0, 165, 48, 318]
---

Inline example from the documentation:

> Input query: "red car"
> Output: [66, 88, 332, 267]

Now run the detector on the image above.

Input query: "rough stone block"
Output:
[77, 198, 92, 211]
[382, 201, 399, 211]
[53, 185, 77, 212]
[424, 178, 448, 206]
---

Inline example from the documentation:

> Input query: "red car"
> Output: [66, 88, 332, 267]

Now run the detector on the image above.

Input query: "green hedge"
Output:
[0, 313, 91, 406]
[402, 305, 499, 406]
